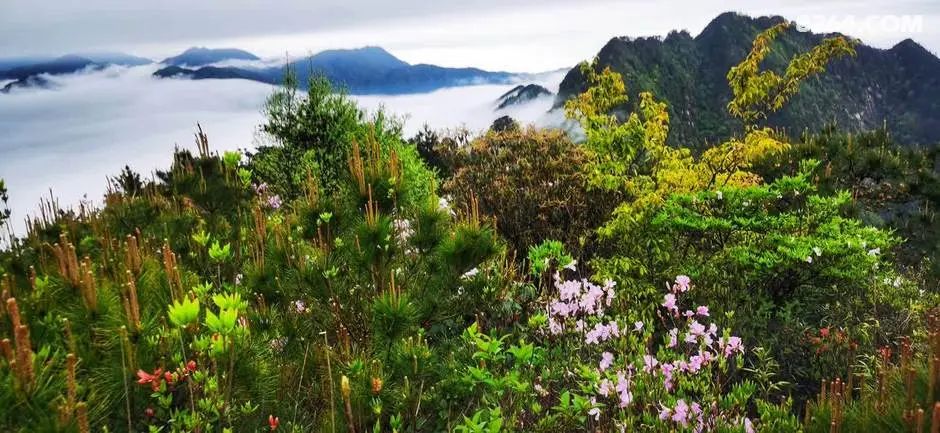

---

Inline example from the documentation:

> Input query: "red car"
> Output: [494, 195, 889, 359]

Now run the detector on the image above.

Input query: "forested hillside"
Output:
[556, 12, 940, 147]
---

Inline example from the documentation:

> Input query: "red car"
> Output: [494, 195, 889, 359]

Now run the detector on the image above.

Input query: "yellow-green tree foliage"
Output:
[566, 22, 856, 281]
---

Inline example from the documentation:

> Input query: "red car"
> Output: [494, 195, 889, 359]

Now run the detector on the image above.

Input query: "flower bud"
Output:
[340, 375, 351, 398]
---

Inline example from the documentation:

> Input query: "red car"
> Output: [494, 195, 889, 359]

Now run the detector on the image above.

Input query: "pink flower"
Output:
[634, 321, 644, 332]
[598, 378, 613, 397]
[550, 301, 570, 317]
[548, 318, 562, 335]
[686, 320, 705, 343]
[688, 355, 704, 373]
[588, 398, 601, 420]
[662, 293, 678, 315]
[667, 328, 679, 348]
[608, 321, 620, 337]
[615, 371, 632, 408]
[744, 418, 755, 433]
[672, 400, 690, 426]
[674, 275, 691, 292]
[722, 336, 744, 357]
[660, 363, 675, 390]
[599, 352, 614, 371]
[619, 390, 633, 408]
[643, 355, 659, 374]
[659, 405, 672, 421]
[696, 306, 709, 316]
[689, 320, 706, 336]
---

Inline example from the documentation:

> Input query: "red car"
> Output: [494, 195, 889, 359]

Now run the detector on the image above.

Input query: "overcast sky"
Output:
[2, 0, 939, 72]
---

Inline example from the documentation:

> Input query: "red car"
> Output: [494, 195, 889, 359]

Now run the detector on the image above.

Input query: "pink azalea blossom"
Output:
[598, 378, 613, 397]
[696, 306, 709, 316]
[662, 293, 678, 315]
[659, 405, 671, 421]
[667, 328, 679, 348]
[672, 400, 690, 426]
[588, 398, 601, 420]
[599, 352, 614, 371]
[661, 363, 675, 390]
[688, 354, 705, 373]
[722, 336, 744, 357]
[643, 355, 659, 374]
[615, 371, 632, 408]
[674, 275, 691, 292]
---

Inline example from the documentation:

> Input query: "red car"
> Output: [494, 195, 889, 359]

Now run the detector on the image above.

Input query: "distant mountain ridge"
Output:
[495, 84, 552, 109]
[153, 46, 517, 94]
[555, 12, 940, 146]
[161, 47, 260, 67]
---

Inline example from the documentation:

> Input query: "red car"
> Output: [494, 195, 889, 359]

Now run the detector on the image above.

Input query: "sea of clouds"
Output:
[0, 65, 564, 236]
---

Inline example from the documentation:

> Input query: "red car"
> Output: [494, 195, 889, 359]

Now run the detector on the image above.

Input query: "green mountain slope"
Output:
[555, 12, 940, 147]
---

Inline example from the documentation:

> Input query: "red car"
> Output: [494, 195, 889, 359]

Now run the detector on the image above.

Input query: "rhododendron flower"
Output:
[588, 398, 601, 420]
[688, 354, 705, 373]
[602, 280, 616, 306]
[672, 400, 690, 426]
[267, 194, 282, 209]
[744, 418, 755, 433]
[268, 415, 280, 431]
[598, 378, 613, 397]
[586, 321, 620, 344]
[550, 301, 571, 317]
[634, 321, 643, 332]
[599, 352, 614, 371]
[619, 389, 633, 408]
[686, 320, 706, 343]
[615, 371, 633, 407]
[659, 405, 671, 421]
[674, 275, 691, 292]
[667, 328, 679, 348]
[643, 355, 658, 373]
[548, 318, 563, 335]
[662, 294, 678, 314]
[661, 363, 675, 390]
[722, 336, 744, 357]
[136, 368, 164, 391]
[696, 306, 709, 316]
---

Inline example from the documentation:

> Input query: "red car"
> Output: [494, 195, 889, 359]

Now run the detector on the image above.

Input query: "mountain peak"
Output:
[556, 11, 940, 146]
[892, 38, 932, 55]
[696, 11, 786, 42]
[162, 47, 260, 67]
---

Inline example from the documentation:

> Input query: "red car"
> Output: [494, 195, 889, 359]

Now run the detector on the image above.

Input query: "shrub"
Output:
[444, 127, 614, 260]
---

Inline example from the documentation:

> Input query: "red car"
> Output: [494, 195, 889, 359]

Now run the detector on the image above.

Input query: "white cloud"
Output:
[0, 66, 271, 235]
[0, 67, 565, 236]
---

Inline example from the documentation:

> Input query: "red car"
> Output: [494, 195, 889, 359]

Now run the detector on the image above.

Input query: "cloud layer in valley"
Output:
[0, 69, 564, 235]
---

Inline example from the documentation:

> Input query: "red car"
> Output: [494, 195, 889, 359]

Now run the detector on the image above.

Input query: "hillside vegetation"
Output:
[0, 21, 938, 433]
[556, 12, 940, 147]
